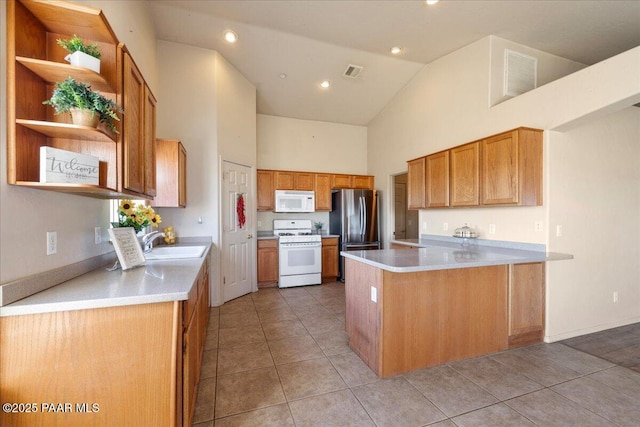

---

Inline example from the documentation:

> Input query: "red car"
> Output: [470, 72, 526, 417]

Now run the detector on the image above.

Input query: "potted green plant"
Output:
[57, 34, 101, 73]
[43, 77, 123, 133]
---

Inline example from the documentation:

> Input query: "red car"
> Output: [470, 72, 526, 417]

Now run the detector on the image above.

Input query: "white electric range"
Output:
[273, 219, 322, 288]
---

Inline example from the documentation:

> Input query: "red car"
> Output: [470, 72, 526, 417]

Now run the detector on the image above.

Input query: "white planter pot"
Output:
[64, 51, 101, 74]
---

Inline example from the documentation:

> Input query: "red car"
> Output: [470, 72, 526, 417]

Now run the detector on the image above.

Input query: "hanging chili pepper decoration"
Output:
[237, 193, 246, 229]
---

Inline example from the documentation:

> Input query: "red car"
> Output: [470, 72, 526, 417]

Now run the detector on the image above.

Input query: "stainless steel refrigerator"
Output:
[330, 189, 381, 281]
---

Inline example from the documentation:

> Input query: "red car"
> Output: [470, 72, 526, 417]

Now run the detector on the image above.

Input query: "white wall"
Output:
[545, 108, 640, 340]
[0, 1, 156, 284]
[155, 42, 256, 306]
[367, 36, 640, 340]
[489, 36, 586, 107]
[257, 114, 367, 173]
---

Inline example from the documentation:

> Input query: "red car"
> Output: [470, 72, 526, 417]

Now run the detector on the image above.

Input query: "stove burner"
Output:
[278, 232, 294, 236]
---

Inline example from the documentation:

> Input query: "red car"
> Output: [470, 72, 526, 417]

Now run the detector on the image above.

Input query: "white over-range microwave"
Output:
[274, 190, 315, 213]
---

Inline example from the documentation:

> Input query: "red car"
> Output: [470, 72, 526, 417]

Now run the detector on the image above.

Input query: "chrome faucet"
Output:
[141, 230, 165, 253]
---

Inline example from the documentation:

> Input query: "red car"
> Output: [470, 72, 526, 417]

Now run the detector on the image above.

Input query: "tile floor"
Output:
[193, 282, 640, 426]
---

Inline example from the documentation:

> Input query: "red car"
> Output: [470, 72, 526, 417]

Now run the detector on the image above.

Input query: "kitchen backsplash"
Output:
[257, 211, 330, 232]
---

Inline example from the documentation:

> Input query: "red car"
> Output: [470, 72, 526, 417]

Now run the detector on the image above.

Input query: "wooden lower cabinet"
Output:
[0, 260, 210, 427]
[345, 258, 545, 378]
[321, 237, 339, 282]
[258, 239, 279, 287]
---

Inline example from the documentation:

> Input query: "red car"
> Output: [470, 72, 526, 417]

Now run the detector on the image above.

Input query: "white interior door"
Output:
[222, 161, 253, 302]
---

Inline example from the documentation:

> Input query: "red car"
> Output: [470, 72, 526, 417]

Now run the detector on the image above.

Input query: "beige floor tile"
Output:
[277, 357, 348, 401]
[291, 303, 331, 318]
[329, 352, 379, 387]
[268, 334, 325, 365]
[215, 367, 286, 418]
[192, 377, 216, 424]
[219, 310, 260, 329]
[254, 298, 292, 312]
[312, 329, 351, 356]
[257, 306, 298, 323]
[204, 328, 219, 351]
[300, 315, 344, 336]
[452, 403, 536, 427]
[193, 421, 213, 427]
[217, 341, 274, 375]
[218, 324, 265, 348]
[219, 299, 256, 315]
[279, 287, 311, 298]
[404, 365, 498, 418]
[200, 349, 218, 379]
[352, 377, 446, 426]
[213, 403, 294, 427]
[262, 319, 309, 341]
[288, 389, 375, 427]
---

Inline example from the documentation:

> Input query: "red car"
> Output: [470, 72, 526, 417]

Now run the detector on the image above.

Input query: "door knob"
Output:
[247, 234, 253, 239]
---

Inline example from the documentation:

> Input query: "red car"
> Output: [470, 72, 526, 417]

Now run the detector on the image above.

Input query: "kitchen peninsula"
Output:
[342, 237, 572, 378]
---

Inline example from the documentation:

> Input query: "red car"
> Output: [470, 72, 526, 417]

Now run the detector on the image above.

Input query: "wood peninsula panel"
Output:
[450, 142, 480, 206]
[0, 302, 179, 427]
[380, 266, 507, 377]
[345, 258, 382, 373]
[508, 262, 545, 348]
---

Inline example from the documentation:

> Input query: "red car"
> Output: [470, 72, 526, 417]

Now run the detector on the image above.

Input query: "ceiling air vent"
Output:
[343, 64, 364, 79]
[503, 49, 537, 97]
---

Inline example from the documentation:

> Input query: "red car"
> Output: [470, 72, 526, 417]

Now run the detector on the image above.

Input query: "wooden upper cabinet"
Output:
[407, 157, 426, 210]
[315, 173, 332, 211]
[275, 171, 295, 190]
[257, 170, 275, 211]
[482, 128, 542, 206]
[450, 142, 480, 207]
[152, 139, 186, 208]
[331, 174, 353, 189]
[425, 151, 449, 208]
[122, 50, 155, 198]
[143, 86, 157, 197]
[353, 175, 374, 190]
[295, 172, 314, 190]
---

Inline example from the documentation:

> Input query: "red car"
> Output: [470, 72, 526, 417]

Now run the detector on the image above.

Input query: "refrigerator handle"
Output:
[361, 196, 367, 239]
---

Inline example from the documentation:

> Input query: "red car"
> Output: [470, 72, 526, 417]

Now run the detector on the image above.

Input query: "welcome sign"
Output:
[40, 147, 100, 185]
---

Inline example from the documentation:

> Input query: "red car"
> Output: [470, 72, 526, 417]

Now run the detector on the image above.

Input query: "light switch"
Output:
[371, 286, 377, 303]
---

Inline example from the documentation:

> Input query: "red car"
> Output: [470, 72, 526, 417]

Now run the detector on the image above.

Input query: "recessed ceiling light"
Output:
[224, 30, 238, 43]
[280, 73, 287, 79]
[320, 80, 331, 88]
[426, 0, 439, 5]
[390, 46, 403, 55]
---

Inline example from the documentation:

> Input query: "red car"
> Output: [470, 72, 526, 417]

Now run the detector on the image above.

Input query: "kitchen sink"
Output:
[145, 245, 206, 260]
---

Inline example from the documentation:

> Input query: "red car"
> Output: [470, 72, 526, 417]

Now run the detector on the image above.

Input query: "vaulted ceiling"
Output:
[148, 0, 640, 126]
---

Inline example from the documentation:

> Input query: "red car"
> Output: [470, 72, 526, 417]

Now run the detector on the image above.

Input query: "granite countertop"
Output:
[342, 236, 572, 273]
[0, 243, 211, 317]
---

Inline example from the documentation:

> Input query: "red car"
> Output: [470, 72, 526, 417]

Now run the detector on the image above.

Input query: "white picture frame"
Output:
[108, 227, 146, 270]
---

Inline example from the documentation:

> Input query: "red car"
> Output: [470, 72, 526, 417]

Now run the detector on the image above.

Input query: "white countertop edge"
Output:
[0, 241, 212, 317]
[0, 292, 188, 317]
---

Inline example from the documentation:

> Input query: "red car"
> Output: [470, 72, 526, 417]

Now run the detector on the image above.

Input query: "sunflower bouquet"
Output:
[116, 199, 162, 233]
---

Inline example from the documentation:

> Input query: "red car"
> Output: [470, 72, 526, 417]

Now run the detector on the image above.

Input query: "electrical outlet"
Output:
[535, 221, 543, 232]
[371, 286, 377, 303]
[422, 221, 428, 231]
[94, 227, 102, 244]
[613, 291, 618, 303]
[46, 231, 57, 255]
[257, 220, 262, 227]
[443, 222, 449, 231]
[556, 225, 563, 237]
[489, 224, 496, 234]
